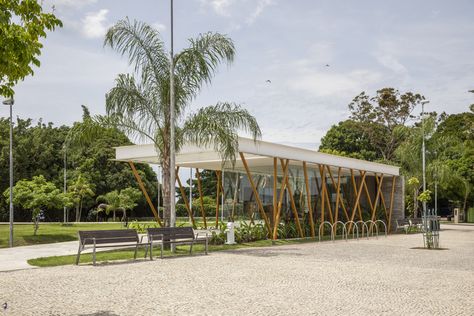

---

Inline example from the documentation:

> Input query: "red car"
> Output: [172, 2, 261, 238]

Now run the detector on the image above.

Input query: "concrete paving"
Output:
[0, 224, 473, 315]
[0, 241, 79, 271]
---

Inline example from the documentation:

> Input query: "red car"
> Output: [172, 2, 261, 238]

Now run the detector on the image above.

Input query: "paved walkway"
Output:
[1, 224, 473, 315]
[0, 241, 79, 271]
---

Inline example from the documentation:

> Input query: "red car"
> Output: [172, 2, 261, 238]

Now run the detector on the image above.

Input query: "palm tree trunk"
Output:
[162, 154, 171, 227]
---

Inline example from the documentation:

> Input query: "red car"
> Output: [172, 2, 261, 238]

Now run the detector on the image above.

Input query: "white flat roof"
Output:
[115, 137, 399, 176]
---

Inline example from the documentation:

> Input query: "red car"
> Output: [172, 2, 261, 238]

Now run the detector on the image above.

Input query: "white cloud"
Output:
[152, 22, 166, 32]
[200, 0, 235, 16]
[375, 53, 407, 74]
[246, 0, 274, 25]
[200, 0, 274, 27]
[45, 0, 98, 9]
[81, 9, 110, 39]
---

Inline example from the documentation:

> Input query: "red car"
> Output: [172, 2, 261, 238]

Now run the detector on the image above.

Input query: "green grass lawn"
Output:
[0, 219, 208, 248]
[27, 238, 322, 267]
[0, 223, 126, 248]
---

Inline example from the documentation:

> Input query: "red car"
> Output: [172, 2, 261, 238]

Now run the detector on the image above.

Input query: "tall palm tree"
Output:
[96, 19, 261, 227]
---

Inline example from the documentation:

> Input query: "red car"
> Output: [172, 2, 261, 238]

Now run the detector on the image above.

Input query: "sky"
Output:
[1, 0, 474, 149]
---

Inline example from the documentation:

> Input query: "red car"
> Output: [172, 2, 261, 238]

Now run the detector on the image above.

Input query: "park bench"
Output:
[76, 229, 150, 265]
[396, 219, 411, 234]
[410, 218, 423, 232]
[145, 227, 209, 259]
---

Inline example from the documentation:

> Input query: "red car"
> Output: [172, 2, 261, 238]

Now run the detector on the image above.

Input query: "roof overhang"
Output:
[115, 137, 399, 176]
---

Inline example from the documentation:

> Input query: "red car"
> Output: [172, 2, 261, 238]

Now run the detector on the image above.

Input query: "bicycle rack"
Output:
[356, 220, 369, 239]
[344, 221, 359, 240]
[375, 220, 387, 237]
[318, 221, 334, 242]
[365, 220, 379, 239]
[333, 221, 347, 241]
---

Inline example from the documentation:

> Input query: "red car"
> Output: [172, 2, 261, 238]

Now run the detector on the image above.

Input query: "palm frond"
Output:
[182, 102, 261, 164]
[104, 18, 169, 86]
[174, 32, 235, 103]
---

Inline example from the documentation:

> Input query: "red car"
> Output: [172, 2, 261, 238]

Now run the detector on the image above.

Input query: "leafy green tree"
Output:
[3, 175, 68, 235]
[0, 0, 62, 97]
[68, 174, 94, 222]
[81, 19, 261, 226]
[319, 120, 379, 161]
[349, 88, 425, 161]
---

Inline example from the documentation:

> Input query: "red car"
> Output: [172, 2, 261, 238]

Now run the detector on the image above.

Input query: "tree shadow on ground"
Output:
[22, 234, 76, 245]
[79, 311, 120, 316]
[224, 247, 305, 257]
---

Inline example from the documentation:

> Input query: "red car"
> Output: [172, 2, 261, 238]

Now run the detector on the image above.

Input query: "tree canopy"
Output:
[0, 0, 62, 97]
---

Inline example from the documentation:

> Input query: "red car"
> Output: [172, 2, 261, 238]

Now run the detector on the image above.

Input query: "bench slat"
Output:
[79, 229, 139, 245]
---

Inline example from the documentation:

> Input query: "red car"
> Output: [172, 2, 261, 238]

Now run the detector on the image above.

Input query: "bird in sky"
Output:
[325, 64, 330, 67]
[265, 79, 271, 83]
[2, 303, 7, 310]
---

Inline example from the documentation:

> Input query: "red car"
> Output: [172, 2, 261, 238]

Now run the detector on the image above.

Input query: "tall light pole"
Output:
[421, 100, 429, 218]
[63, 144, 67, 223]
[169, 0, 176, 229]
[3, 98, 14, 247]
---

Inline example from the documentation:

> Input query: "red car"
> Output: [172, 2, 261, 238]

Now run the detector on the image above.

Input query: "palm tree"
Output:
[87, 19, 261, 227]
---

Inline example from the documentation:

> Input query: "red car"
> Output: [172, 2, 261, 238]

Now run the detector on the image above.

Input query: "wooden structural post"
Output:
[375, 174, 388, 221]
[326, 166, 350, 221]
[273, 158, 278, 227]
[388, 176, 396, 233]
[215, 170, 221, 228]
[319, 165, 326, 224]
[350, 169, 363, 221]
[196, 168, 207, 229]
[303, 162, 315, 237]
[349, 171, 366, 224]
[284, 174, 304, 238]
[273, 159, 290, 239]
[370, 173, 384, 223]
[175, 167, 196, 228]
[239, 152, 272, 237]
[128, 161, 162, 226]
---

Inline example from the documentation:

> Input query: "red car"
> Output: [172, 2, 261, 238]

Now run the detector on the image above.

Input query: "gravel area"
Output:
[1, 224, 473, 315]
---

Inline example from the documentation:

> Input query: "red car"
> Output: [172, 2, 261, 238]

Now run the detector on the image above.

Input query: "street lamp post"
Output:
[3, 98, 14, 247]
[169, 0, 176, 230]
[421, 100, 429, 219]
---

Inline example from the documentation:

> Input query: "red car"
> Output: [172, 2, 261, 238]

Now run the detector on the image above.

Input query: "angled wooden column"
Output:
[370, 173, 384, 222]
[195, 168, 207, 229]
[284, 175, 304, 238]
[349, 171, 366, 223]
[321, 166, 334, 224]
[273, 158, 278, 227]
[333, 167, 342, 227]
[319, 165, 326, 224]
[176, 167, 196, 228]
[313, 171, 321, 218]
[239, 152, 272, 237]
[215, 170, 221, 228]
[375, 174, 388, 221]
[273, 159, 290, 239]
[361, 171, 374, 213]
[350, 169, 363, 221]
[326, 166, 350, 221]
[303, 162, 315, 237]
[128, 161, 162, 226]
[388, 176, 396, 233]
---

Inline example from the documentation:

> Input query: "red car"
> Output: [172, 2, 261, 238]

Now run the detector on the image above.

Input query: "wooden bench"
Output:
[76, 229, 150, 265]
[410, 218, 423, 232]
[145, 227, 209, 259]
[396, 219, 411, 234]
